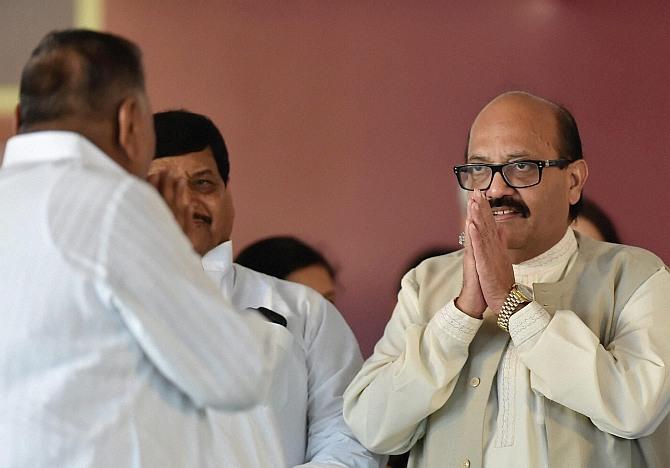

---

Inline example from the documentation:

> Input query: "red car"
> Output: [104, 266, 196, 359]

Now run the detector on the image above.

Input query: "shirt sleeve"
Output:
[343, 270, 483, 454]
[298, 296, 384, 468]
[511, 267, 670, 438]
[102, 178, 278, 411]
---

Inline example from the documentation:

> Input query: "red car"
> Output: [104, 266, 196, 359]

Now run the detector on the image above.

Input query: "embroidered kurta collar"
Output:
[513, 228, 578, 284]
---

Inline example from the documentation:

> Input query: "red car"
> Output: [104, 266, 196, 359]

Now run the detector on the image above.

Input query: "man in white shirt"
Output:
[149, 110, 382, 468]
[0, 29, 278, 468]
[343, 91, 670, 467]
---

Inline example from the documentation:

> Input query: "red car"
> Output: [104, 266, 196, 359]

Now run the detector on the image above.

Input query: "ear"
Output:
[14, 104, 22, 134]
[567, 159, 588, 206]
[117, 95, 139, 161]
[117, 94, 153, 176]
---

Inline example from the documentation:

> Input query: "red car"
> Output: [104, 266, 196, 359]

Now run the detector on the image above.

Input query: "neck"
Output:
[508, 248, 539, 265]
[507, 229, 570, 265]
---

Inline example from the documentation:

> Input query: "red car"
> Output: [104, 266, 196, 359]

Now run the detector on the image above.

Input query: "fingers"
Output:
[146, 172, 161, 191]
[146, 172, 193, 233]
[466, 192, 485, 256]
[147, 171, 175, 204]
[467, 218, 481, 253]
[457, 199, 487, 318]
[465, 191, 516, 314]
[469, 190, 496, 238]
[171, 177, 187, 227]
[175, 179, 197, 237]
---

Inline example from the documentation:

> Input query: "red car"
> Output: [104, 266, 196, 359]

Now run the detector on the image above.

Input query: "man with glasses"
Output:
[344, 91, 670, 467]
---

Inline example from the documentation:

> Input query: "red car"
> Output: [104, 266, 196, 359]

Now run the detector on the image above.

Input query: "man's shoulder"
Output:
[578, 236, 666, 271]
[56, 168, 163, 236]
[409, 250, 464, 283]
[232, 263, 357, 348]
[416, 249, 465, 268]
[47, 149, 145, 204]
[232, 263, 329, 319]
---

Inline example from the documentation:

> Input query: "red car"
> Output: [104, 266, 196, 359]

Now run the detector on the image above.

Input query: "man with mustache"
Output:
[344, 91, 670, 467]
[149, 110, 381, 467]
[0, 30, 278, 467]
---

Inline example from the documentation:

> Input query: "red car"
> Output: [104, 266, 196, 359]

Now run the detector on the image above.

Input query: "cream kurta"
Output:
[483, 229, 579, 467]
[344, 230, 670, 468]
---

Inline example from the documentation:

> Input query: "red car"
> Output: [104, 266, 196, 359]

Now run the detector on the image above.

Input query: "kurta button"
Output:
[462, 459, 471, 468]
[470, 377, 480, 387]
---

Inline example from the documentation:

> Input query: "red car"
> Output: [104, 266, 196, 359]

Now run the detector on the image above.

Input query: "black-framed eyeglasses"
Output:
[453, 159, 571, 191]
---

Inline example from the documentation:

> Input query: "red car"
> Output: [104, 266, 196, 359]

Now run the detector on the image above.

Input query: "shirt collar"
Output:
[201, 241, 236, 299]
[513, 228, 578, 281]
[2, 131, 125, 174]
[202, 240, 234, 273]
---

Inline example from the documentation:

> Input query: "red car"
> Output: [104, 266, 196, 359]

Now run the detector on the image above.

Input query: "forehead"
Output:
[467, 95, 560, 162]
[149, 148, 219, 176]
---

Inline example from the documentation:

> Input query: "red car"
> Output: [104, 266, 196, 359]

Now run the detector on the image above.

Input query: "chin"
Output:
[501, 232, 529, 251]
[189, 236, 211, 256]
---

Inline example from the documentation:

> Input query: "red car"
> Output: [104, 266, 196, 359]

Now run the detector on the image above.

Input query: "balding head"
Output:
[19, 29, 145, 129]
[470, 91, 583, 161]
[17, 29, 155, 176]
[460, 90, 589, 262]
[466, 91, 584, 218]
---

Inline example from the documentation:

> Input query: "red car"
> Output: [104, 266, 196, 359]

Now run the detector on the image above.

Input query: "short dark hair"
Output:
[235, 236, 336, 280]
[19, 29, 145, 128]
[153, 110, 230, 184]
[464, 91, 584, 219]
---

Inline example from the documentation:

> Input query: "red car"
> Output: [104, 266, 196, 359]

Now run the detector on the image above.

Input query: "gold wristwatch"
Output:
[497, 283, 532, 332]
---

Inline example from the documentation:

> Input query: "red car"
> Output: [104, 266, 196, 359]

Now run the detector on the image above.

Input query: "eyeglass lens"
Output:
[459, 162, 540, 190]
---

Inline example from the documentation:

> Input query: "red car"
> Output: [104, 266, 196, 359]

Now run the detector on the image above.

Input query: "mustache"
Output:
[193, 213, 213, 225]
[488, 196, 530, 217]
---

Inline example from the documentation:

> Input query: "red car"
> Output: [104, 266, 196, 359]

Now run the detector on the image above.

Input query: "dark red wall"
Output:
[4, 1, 669, 355]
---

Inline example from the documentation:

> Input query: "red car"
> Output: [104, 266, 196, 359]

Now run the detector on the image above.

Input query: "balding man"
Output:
[0, 29, 278, 467]
[344, 91, 670, 467]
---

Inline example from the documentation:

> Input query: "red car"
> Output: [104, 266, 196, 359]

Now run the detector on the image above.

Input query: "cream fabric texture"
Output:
[344, 230, 670, 468]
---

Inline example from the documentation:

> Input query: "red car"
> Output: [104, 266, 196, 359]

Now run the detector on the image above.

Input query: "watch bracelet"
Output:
[497, 286, 529, 332]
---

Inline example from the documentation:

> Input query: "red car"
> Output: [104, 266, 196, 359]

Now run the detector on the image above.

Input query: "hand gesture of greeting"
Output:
[456, 190, 515, 317]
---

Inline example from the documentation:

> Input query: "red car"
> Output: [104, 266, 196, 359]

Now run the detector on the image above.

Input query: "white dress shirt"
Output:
[201, 242, 383, 468]
[0, 131, 279, 468]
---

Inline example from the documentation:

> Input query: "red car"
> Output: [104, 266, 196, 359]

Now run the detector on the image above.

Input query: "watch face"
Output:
[516, 284, 533, 302]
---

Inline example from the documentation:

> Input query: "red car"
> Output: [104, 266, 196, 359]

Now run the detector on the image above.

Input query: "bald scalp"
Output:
[18, 29, 145, 131]
[468, 91, 583, 162]
[20, 49, 89, 125]
[483, 91, 556, 113]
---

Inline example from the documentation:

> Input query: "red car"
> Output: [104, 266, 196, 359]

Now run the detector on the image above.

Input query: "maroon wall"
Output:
[4, 1, 669, 355]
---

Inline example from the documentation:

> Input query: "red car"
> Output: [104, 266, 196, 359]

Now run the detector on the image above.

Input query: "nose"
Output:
[486, 171, 515, 199]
